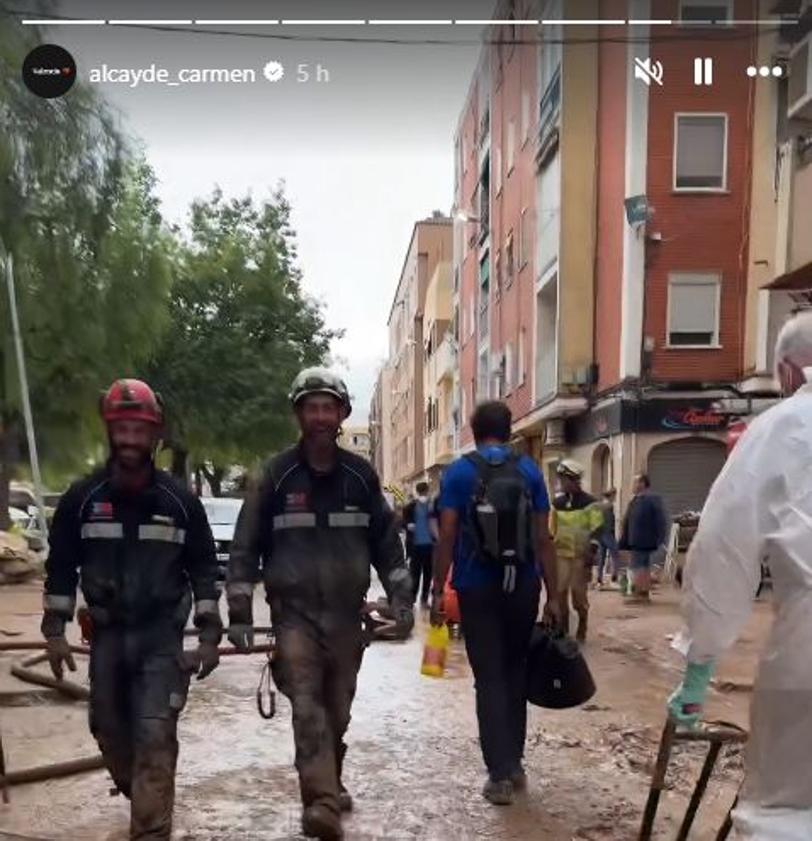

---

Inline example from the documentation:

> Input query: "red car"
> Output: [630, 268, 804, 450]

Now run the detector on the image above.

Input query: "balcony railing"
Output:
[537, 67, 561, 168]
[539, 67, 561, 138]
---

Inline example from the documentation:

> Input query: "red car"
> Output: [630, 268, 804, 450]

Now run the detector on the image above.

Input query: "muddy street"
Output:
[0, 583, 768, 840]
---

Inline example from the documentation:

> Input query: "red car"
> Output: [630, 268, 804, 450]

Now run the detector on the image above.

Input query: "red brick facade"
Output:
[644, 0, 756, 384]
[594, 0, 757, 392]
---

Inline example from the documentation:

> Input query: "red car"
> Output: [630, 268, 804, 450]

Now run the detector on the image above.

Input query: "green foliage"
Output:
[0, 17, 172, 476]
[148, 189, 340, 469]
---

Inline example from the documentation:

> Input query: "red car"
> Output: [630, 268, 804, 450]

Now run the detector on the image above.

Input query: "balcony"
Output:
[436, 420, 456, 464]
[434, 335, 455, 383]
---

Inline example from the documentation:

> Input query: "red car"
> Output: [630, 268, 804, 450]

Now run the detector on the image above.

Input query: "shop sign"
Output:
[637, 401, 729, 433]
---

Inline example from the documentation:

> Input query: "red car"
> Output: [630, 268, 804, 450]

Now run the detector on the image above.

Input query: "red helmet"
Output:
[100, 379, 163, 426]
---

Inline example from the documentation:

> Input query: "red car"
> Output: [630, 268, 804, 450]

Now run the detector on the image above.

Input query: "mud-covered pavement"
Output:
[0, 583, 769, 840]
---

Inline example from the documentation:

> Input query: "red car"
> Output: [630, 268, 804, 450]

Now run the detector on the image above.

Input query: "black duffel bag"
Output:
[526, 623, 596, 709]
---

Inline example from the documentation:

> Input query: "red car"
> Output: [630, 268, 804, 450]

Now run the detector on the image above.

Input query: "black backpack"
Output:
[464, 451, 533, 591]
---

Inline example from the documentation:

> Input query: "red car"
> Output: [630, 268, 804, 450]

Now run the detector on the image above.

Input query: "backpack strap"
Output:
[463, 452, 491, 502]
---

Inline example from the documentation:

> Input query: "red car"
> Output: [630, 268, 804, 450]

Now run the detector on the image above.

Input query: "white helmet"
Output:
[556, 459, 584, 480]
[289, 367, 352, 417]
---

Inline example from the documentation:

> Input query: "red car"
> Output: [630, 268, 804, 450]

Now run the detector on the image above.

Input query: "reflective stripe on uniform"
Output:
[43, 594, 76, 614]
[389, 567, 411, 584]
[138, 524, 186, 544]
[227, 582, 254, 597]
[195, 599, 219, 617]
[328, 512, 371, 528]
[81, 522, 124, 540]
[272, 513, 317, 530]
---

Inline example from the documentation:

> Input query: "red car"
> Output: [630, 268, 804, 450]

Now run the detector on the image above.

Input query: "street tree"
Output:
[0, 20, 172, 527]
[148, 188, 339, 490]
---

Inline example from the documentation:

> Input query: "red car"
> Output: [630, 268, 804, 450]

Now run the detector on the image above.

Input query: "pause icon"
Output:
[694, 57, 713, 86]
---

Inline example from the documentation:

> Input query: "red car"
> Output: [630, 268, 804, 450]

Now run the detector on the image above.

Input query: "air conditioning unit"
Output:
[788, 32, 812, 121]
[544, 419, 566, 446]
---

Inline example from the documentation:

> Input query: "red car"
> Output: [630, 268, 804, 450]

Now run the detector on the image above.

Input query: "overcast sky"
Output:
[23, 1, 496, 422]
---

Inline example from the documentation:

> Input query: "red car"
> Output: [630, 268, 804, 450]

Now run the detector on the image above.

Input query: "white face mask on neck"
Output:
[417, 495, 428, 503]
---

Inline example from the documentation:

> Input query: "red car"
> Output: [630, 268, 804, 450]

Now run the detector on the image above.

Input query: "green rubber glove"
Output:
[668, 661, 715, 728]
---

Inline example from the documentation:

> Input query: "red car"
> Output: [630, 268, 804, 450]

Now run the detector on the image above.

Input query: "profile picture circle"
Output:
[22, 44, 77, 98]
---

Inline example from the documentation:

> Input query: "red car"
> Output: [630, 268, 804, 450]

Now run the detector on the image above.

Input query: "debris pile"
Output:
[0, 531, 42, 584]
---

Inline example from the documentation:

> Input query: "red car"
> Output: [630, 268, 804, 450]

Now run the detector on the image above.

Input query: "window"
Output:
[479, 254, 490, 342]
[478, 350, 490, 401]
[517, 328, 525, 385]
[494, 249, 502, 295]
[674, 114, 728, 191]
[678, 1, 733, 25]
[521, 91, 531, 146]
[505, 342, 514, 393]
[494, 146, 503, 195]
[506, 119, 516, 175]
[506, 231, 515, 287]
[667, 273, 721, 347]
[519, 208, 532, 269]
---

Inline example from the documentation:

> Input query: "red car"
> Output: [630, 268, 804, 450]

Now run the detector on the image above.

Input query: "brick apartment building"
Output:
[387, 215, 453, 491]
[450, 0, 794, 519]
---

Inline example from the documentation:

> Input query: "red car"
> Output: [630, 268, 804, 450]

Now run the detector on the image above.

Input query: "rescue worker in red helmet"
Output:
[41, 378, 222, 841]
[227, 367, 413, 841]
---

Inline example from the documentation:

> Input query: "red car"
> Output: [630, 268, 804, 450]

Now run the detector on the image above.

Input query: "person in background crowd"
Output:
[550, 461, 603, 642]
[619, 474, 668, 600]
[596, 488, 620, 588]
[402, 481, 437, 608]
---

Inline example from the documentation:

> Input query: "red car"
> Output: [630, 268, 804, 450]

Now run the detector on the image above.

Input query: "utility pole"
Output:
[3, 250, 48, 538]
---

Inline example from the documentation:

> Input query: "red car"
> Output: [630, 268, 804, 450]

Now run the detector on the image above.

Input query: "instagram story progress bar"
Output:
[19, 16, 801, 27]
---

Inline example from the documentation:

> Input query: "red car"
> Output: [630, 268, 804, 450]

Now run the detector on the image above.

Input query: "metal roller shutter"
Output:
[647, 437, 727, 518]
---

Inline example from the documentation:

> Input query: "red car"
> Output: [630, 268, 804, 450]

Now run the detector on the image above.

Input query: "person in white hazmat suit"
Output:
[668, 311, 812, 840]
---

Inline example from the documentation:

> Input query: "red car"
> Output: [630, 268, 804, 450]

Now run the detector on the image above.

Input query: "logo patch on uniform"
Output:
[285, 492, 308, 512]
[344, 505, 359, 512]
[152, 514, 174, 525]
[90, 502, 113, 520]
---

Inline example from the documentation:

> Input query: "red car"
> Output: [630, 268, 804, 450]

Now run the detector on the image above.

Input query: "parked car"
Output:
[8, 506, 47, 552]
[201, 497, 244, 583]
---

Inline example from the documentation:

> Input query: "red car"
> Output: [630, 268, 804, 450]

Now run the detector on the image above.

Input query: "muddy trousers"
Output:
[458, 576, 541, 782]
[272, 614, 364, 817]
[89, 624, 190, 841]
[555, 556, 589, 637]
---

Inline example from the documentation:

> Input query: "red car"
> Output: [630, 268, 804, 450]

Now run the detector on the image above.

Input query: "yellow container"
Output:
[421, 623, 450, 678]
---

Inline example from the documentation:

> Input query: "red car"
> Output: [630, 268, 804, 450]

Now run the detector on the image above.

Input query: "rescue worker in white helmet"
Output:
[549, 460, 604, 642]
[668, 311, 812, 840]
[226, 367, 413, 841]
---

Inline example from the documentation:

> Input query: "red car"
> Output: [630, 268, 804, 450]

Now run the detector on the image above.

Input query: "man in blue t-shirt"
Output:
[431, 401, 560, 806]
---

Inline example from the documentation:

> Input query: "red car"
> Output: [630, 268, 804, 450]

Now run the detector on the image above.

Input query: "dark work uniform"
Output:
[42, 466, 222, 840]
[226, 443, 411, 818]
